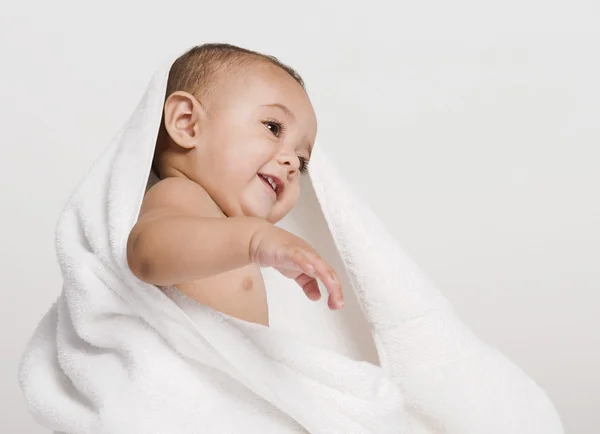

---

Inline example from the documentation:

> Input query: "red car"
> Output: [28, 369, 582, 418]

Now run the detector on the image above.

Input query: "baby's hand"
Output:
[249, 224, 344, 310]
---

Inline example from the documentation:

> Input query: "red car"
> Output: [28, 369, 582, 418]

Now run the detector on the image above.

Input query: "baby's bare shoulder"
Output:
[139, 177, 222, 220]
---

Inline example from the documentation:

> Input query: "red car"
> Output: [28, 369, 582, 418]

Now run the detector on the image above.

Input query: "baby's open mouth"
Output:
[259, 174, 278, 195]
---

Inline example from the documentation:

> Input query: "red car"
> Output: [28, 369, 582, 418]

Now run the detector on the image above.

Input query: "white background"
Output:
[1, 0, 599, 432]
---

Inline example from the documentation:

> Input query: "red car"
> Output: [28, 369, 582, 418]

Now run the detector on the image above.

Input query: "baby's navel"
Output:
[241, 276, 254, 291]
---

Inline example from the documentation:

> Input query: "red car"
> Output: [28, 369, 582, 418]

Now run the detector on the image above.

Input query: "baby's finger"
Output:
[289, 250, 322, 301]
[308, 256, 343, 309]
[294, 273, 322, 301]
[288, 249, 318, 277]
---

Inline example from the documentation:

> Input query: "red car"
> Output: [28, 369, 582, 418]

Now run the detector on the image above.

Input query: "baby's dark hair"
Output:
[165, 43, 305, 103]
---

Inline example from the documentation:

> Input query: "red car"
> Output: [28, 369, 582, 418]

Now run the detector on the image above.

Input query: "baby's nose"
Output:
[278, 153, 299, 170]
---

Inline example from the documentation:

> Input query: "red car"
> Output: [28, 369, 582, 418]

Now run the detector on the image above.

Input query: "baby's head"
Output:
[154, 43, 317, 223]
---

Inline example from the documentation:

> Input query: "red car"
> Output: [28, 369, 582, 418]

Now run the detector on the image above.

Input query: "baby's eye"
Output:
[264, 121, 282, 137]
[298, 156, 310, 175]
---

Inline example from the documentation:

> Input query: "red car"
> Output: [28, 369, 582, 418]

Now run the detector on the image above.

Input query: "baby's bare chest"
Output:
[175, 264, 269, 325]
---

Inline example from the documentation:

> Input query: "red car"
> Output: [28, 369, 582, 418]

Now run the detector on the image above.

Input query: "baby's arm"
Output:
[127, 177, 267, 286]
[127, 176, 343, 307]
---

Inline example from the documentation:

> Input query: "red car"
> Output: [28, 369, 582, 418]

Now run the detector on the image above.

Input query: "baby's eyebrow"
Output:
[261, 103, 296, 120]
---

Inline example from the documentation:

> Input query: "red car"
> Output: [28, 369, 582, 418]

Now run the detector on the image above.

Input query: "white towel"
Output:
[19, 58, 564, 434]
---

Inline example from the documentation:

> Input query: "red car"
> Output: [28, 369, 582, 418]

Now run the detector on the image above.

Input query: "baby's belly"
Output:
[172, 265, 269, 326]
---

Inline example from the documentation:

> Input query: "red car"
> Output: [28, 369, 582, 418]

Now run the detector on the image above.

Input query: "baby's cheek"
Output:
[267, 201, 292, 224]
[288, 183, 301, 203]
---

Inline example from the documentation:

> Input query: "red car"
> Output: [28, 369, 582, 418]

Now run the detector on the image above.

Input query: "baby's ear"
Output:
[162, 91, 205, 149]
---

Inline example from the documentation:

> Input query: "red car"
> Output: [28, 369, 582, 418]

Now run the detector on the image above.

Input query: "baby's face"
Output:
[193, 63, 317, 223]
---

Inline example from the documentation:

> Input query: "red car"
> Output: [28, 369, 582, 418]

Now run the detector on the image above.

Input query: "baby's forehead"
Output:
[217, 64, 314, 113]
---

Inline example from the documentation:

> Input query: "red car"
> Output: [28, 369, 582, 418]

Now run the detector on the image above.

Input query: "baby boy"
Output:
[127, 43, 344, 326]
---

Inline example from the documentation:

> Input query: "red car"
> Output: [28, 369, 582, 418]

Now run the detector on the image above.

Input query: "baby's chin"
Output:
[239, 202, 291, 224]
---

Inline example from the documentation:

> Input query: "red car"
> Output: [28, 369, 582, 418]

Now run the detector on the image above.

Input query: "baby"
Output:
[127, 44, 344, 326]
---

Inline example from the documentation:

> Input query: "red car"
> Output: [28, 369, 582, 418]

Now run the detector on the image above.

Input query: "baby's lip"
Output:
[258, 173, 285, 198]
